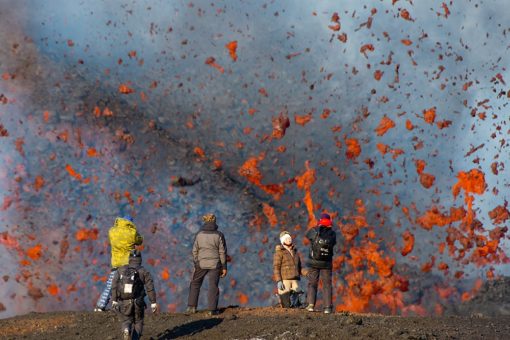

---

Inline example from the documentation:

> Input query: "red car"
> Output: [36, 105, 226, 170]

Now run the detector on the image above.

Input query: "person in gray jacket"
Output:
[186, 213, 228, 315]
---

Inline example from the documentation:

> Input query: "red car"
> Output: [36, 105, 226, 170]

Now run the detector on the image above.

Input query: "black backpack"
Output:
[118, 266, 144, 300]
[310, 228, 334, 261]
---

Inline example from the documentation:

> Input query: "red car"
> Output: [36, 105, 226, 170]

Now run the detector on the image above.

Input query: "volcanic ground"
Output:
[1, 307, 509, 340]
[1, 0, 510, 328]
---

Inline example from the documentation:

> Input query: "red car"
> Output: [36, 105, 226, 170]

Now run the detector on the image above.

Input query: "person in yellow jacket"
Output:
[95, 215, 143, 311]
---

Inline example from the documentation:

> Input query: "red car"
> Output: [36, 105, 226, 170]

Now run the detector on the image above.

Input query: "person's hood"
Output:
[128, 254, 142, 268]
[202, 221, 218, 231]
[114, 217, 137, 230]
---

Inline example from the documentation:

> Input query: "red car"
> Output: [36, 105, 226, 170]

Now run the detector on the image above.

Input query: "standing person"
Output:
[95, 215, 144, 312]
[186, 213, 228, 316]
[111, 249, 158, 340]
[273, 231, 303, 308]
[305, 213, 337, 314]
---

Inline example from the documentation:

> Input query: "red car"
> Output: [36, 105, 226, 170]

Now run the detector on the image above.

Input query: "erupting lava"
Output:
[0, 0, 508, 318]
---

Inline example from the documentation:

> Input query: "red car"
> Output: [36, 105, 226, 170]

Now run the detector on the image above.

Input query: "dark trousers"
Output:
[119, 298, 145, 339]
[307, 267, 332, 308]
[187, 267, 220, 311]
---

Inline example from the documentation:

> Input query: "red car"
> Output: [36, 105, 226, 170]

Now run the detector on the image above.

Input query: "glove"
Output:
[277, 281, 285, 291]
[151, 303, 158, 313]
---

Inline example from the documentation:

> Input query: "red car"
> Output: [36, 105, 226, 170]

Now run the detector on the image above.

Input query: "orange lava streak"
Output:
[47, 284, 59, 296]
[65, 164, 83, 181]
[238, 154, 284, 200]
[193, 146, 206, 158]
[336, 199, 406, 314]
[204, 57, 224, 74]
[225, 41, 238, 61]
[423, 107, 436, 124]
[345, 138, 361, 159]
[118, 84, 135, 94]
[416, 206, 465, 230]
[400, 9, 413, 21]
[452, 169, 486, 198]
[75, 228, 99, 242]
[415, 160, 426, 174]
[87, 148, 98, 157]
[295, 161, 317, 227]
[262, 203, 278, 227]
[238, 292, 249, 305]
[34, 175, 45, 192]
[419, 173, 435, 189]
[0, 232, 20, 249]
[374, 116, 396, 136]
[294, 112, 312, 126]
[488, 205, 509, 224]
[26, 244, 42, 260]
[271, 112, 290, 139]
[360, 43, 374, 58]
[161, 267, 170, 281]
[441, 2, 451, 18]
[401, 231, 415, 256]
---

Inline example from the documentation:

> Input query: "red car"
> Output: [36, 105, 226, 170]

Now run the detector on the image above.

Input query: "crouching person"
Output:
[111, 250, 158, 340]
[273, 231, 304, 308]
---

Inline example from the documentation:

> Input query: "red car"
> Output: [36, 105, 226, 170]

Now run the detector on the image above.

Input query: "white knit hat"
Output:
[279, 231, 292, 245]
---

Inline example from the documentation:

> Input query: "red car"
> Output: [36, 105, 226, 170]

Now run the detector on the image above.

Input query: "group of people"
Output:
[274, 213, 337, 313]
[95, 212, 338, 339]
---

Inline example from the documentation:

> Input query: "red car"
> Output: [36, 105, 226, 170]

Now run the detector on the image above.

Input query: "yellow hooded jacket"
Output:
[108, 217, 143, 268]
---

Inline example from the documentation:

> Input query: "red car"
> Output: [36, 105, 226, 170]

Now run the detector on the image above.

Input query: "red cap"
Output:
[318, 218, 332, 227]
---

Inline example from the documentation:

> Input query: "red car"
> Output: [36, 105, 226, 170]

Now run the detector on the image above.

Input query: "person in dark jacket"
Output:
[273, 231, 304, 307]
[111, 249, 157, 340]
[186, 213, 227, 316]
[305, 213, 337, 314]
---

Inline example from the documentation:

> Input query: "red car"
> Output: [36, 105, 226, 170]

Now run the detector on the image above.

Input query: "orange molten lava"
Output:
[345, 138, 361, 159]
[295, 161, 317, 227]
[374, 116, 396, 136]
[225, 41, 238, 61]
[238, 154, 284, 200]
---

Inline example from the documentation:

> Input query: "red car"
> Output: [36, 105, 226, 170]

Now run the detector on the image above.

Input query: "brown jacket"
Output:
[273, 244, 302, 282]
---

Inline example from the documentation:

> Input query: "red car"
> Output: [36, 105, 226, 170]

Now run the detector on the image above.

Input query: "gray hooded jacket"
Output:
[192, 221, 227, 270]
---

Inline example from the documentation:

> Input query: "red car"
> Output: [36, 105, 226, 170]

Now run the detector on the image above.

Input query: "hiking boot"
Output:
[207, 310, 220, 316]
[94, 307, 105, 312]
[122, 328, 130, 340]
[185, 306, 197, 314]
[324, 307, 332, 314]
[306, 304, 314, 312]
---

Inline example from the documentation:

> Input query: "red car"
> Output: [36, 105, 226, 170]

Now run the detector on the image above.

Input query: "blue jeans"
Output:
[96, 269, 117, 309]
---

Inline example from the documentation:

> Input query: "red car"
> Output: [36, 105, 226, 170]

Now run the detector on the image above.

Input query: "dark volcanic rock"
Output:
[453, 277, 510, 317]
[0, 307, 509, 340]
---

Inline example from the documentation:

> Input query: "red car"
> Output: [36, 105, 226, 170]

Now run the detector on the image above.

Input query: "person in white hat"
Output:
[273, 231, 304, 307]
